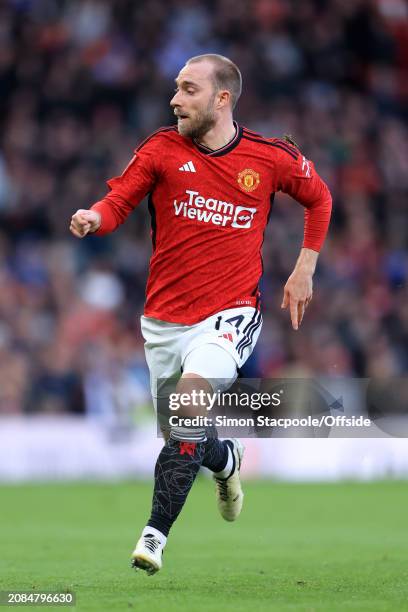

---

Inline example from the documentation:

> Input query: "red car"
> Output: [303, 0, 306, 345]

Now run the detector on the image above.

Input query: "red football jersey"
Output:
[91, 123, 332, 324]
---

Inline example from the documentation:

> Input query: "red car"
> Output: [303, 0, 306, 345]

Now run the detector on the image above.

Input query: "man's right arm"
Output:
[70, 137, 160, 239]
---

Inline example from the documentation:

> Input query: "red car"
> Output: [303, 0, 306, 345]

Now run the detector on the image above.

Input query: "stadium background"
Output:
[0, 0, 407, 481]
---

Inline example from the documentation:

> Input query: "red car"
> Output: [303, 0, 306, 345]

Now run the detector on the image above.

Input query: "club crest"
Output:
[237, 168, 260, 192]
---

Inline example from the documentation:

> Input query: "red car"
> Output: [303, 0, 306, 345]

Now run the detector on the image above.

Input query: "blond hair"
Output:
[186, 54, 242, 109]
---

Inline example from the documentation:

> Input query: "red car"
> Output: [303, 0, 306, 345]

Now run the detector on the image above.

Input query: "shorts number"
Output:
[215, 314, 245, 335]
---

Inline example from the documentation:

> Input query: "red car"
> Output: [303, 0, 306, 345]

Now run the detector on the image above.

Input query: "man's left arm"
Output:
[276, 146, 332, 330]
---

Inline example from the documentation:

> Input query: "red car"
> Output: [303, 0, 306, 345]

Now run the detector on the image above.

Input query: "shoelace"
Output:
[144, 535, 161, 554]
[215, 478, 229, 502]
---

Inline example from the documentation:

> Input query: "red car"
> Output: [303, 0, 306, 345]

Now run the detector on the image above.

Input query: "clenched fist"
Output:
[70, 209, 101, 238]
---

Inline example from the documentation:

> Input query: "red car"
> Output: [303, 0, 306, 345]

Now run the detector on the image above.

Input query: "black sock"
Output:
[147, 438, 205, 537]
[202, 438, 229, 473]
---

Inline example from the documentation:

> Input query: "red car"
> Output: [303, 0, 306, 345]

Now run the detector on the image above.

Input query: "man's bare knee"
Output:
[176, 373, 212, 417]
[177, 372, 212, 393]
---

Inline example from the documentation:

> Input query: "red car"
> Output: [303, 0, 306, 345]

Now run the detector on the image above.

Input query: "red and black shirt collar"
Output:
[193, 121, 243, 157]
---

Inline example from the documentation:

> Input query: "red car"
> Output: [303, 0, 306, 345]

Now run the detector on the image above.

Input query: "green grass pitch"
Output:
[1, 479, 407, 611]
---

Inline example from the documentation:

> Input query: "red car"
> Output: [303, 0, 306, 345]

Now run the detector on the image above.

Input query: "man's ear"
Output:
[216, 90, 231, 109]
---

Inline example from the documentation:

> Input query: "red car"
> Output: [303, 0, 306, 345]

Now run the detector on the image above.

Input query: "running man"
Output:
[69, 54, 332, 575]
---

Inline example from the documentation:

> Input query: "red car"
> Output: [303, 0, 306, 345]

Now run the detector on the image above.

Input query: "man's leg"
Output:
[146, 374, 212, 538]
[132, 373, 214, 574]
[182, 345, 246, 521]
[133, 313, 252, 574]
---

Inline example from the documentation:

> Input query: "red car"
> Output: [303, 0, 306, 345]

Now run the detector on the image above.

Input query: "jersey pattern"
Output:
[91, 123, 332, 324]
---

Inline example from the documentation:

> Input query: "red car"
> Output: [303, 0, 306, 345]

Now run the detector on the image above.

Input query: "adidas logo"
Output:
[179, 161, 196, 173]
[219, 333, 233, 342]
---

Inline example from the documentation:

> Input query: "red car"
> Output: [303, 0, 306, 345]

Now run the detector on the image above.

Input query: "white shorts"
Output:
[141, 306, 262, 410]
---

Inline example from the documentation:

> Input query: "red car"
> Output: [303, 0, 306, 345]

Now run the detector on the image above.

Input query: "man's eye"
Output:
[187, 89, 195, 95]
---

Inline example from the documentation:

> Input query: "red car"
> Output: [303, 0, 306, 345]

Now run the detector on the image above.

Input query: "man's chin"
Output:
[177, 122, 211, 140]
[177, 119, 192, 137]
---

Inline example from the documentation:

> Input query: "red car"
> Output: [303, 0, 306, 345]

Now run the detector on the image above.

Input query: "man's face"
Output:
[170, 61, 217, 139]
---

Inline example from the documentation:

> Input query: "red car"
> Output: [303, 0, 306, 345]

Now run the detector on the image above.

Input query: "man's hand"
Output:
[281, 248, 318, 330]
[70, 209, 101, 238]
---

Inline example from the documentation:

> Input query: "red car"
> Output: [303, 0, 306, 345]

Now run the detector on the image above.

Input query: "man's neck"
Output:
[196, 118, 236, 151]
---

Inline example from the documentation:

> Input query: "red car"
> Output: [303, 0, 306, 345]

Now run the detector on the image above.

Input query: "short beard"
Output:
[177, 97, 216, 140]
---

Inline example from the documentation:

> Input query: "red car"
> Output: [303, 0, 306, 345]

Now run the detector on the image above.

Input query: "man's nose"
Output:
[170, 90, 181, 107]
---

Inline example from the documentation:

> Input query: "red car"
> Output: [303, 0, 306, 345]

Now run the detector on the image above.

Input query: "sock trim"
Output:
[214, 442, 235, 479]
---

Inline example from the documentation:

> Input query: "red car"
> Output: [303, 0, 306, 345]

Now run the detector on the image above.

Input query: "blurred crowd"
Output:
[0, 0, 407, 416]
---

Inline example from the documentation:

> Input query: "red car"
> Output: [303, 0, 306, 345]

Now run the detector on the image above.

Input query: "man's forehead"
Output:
[175, 61, 214, 85]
